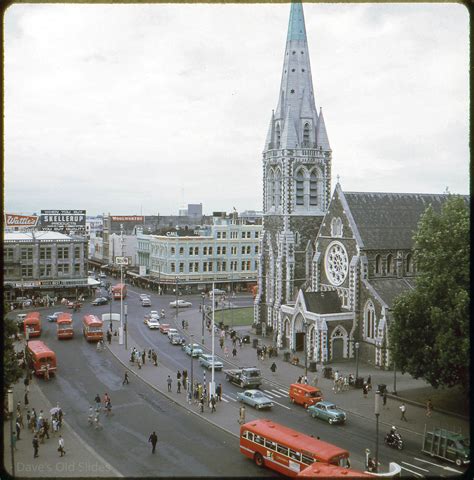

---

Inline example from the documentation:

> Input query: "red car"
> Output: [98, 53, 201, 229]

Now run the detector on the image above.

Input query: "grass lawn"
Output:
[213, 306, 254, 327]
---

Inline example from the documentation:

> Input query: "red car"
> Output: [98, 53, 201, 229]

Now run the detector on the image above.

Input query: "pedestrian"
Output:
[177, 370, 182, 383]
[122, 371, 130, 385]
[106, 330, 112, 345]
[303, 375, 308, 385]
[367, 375, 372, 391]
[400, 403, 407, 421]
[362, 383, 368, 398]
[16, 418, 21, 440]
[239, 337, 243, 348]
[220, 338, 225, 350]
[182, 370, 188, 390]
[17, 408, 24, 428]
[238, 405, 246, 425]
[210, 395, 216, 413]
[148, 431, 158, 453]
[43, 418, 50, 439]
[167, 375, 172, 392]
[297, 375, 302, 384]
[32, 434, 39, 458]
[199, 395, 205, 413]
[224, 346, 229, 358]
[24, 376, 30, 392]
[148, 349, 152, 360]
[58, 435, 66, 456]
[182, 319, 185, 329]
[137, 356, 142, 369]
[142, 350, 146, 365]
[216, 383, 222, 401]
[177, 379, 181, 393]
[382, 391, 387, 408]
[52, 417, 59, 434]
[270, 362, 277, 374]
[24, 391, 29, 406]
[426, 399, 433, 417]
[232, 346, 237, 358]
[95, 394, 101, 410]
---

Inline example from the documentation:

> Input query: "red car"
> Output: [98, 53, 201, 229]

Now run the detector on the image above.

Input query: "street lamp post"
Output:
[124, 303, 128, 350]
[175, 277, 179, 326]
[7, 388, 15, 477]
[355, 342, 360, 379]
[374, 390, 381, 473]
[201, 292, 205, 345]
[210, 282, 216, 397]
[119, 224, 124, 346]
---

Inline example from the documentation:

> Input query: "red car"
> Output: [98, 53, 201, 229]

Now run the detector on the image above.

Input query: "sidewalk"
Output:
[109, 305, 470, 444]
[3, 373, 120, 477]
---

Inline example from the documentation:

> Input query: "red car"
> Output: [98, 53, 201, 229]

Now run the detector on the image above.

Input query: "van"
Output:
[289, 383, 323, 409]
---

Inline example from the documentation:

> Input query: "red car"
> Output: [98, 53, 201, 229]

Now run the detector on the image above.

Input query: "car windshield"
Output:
[309, 391, 320, 397]
[253, 392, 263, 398]
[248, 371, 260, 377]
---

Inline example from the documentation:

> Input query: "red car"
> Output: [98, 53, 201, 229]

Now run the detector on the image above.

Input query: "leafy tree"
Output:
[3, 312, 23, 395]
[390, 195, 470, 391]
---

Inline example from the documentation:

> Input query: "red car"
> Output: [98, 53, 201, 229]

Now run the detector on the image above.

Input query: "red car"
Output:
[159, 323, 171, 334]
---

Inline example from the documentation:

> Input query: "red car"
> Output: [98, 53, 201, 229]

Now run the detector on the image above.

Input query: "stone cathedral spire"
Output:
[255, 2, 332, 341]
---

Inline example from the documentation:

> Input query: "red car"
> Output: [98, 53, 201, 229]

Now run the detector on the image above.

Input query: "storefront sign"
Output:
[41, 210, 86, 234]
[110, 216, 144, 222]
[5, 213, 39, 227]
[115, 256, 129, 265]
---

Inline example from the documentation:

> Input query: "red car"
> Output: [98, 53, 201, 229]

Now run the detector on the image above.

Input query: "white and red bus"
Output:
[57, 313, 74, 340]
[26, 341, 57, 377]
[112, 283, 127, 300]
[24, 311, 41, 338]
[240, 419, 350, 477]
[82, 314, 103, 342]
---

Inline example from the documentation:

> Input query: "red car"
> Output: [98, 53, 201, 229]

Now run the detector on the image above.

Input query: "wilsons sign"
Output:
[5, 213, 39, 227]
[41, 210, 86, 233]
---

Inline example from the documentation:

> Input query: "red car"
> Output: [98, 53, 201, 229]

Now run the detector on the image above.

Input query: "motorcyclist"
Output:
[386, 426, 400, 446]
[161, 309, 165, 318]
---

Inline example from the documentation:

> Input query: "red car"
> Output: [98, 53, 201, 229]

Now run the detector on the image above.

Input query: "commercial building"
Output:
[3, 231, 92, 303]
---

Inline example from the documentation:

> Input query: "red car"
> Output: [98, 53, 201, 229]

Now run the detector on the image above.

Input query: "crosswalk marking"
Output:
[401, 462, 429, 473]
[222, 394, 236, 402]
[271, 389, 285, 397]
[401, 466, 424, 478]
[261, 390, 277, 398]
[276, 388, 288, 395]
[220, 396, 229, 403]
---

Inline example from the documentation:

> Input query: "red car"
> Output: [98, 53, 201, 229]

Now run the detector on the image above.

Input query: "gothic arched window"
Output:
[386, 254, 393, 274]
[274, 168, 281, 208]
[267, 169, 274, 210]
[295, 169, 305, 206]
[364, 301, 376, 340]
[406, 253, 413, 273]
[309, 170, 318, 205]
[276, 123, 281, 148]
[375, 254, 381, 274]
[303, 122, 310, 147]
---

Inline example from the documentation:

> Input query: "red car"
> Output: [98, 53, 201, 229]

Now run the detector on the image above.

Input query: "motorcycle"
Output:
[384, 432, 404, 450]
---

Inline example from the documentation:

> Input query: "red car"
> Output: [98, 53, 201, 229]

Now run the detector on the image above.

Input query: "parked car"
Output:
[210, 288, 226, 296]
[308, 401, 346, 425]
[146, 318, 160, 330]
[141, 298, 151, 307]
[92, 297, 108, 306]
[169, 333, 185, 345]
[169, 300, 193, 308]
[167, 328, 179, 339]
[159, 323, 171, 334]
[183, 343, 203, 357]
[237, 390, 274, 410]
[199, 354, 223, 371]
[47, 312, 64, 322]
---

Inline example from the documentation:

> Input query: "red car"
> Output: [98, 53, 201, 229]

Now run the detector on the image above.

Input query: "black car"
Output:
[92, 297, 108, 306]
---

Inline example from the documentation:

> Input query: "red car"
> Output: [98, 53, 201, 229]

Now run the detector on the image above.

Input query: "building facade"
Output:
[255, 3, 332, 332]
[4, 231, 89, 302]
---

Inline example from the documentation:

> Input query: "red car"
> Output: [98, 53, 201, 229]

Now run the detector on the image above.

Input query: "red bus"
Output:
[57, 313, 74, 340]
[82, 314, 103, 342]
[27, 341, 57, 377]
[112, 283, 127, 300]
[240, 419, 350, 477]
[24, 311, 41, 338]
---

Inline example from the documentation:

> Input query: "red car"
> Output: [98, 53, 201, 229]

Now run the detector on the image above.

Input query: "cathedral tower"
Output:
[255, 3, 332, 341]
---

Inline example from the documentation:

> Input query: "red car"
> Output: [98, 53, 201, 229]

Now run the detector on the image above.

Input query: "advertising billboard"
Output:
[4, 213, 39, 228]
[41, 210, 86, 234]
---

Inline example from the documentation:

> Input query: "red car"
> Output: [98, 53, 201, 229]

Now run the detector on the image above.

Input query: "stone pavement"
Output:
[3, 374, 121, 477]
[107, 303, 470, 448]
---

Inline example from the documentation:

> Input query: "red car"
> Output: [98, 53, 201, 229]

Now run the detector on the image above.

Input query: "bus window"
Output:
[301, 454, 314, 465]
[255, 435, 265, 446]
[277, 444, 289, 456]
[265, 439, 276, 450]
[337, 457, 351, 468]
[289, 449, 301, 461]
[247, 432, 254, 441]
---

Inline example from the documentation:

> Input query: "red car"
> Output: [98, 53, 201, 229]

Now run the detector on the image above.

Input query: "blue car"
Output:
[183, 343, 203, 357]
[308, 401, 346, 425]
[237, 390, 274, 410]
[199, 354, 223, 371]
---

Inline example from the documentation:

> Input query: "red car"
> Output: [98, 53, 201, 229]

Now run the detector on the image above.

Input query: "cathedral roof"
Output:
[342, 191, 457, 250]
[367, 277, 415, 308]
[302, 290, 343, 314]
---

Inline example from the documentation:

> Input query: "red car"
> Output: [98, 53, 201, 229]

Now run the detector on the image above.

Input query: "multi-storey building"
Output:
[4, 231, 89, 302]
[137, 216, 262, 292]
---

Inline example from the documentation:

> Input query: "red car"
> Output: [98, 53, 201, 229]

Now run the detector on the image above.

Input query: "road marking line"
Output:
[401, 462, 429, 473]
[261, 390, 278, 398]
[414, 458, 463, 473]
[220, 397, 229, 403]
[223, 394, 237, 402]
[270, 389, 284, 397]
[401, 466, 424, 477]
[277, 388, 288, 395]
[272, 400, 291, 410]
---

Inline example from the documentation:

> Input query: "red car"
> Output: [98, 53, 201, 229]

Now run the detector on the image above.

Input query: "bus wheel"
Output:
[254, 452, 264, 467]
[304, 403, 308, 409]
[455, 458, 462, 467]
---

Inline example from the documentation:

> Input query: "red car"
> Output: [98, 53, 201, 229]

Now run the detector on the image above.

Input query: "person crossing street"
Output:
[148, 431, 158, 453]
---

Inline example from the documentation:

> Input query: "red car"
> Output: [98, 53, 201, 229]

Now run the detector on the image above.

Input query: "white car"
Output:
[146, 318, 160, 329]
[140, 294, 150, 300]
[167, 328, 179, 338]
[169, 300, 193, 308]
[210, 288, 226, 296]
[141, 298, 151, 307]
[150, 310, 160, 318]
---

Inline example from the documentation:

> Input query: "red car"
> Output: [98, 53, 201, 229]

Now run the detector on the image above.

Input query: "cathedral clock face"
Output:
[325, 241, 348, 286]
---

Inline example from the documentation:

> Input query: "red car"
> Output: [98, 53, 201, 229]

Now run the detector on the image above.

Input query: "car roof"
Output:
[244, 389, 260, 394]
[316, 401, 336, 407]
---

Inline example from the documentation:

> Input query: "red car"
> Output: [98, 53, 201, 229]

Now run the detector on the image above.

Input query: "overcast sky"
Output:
[5, 3, 469, 216]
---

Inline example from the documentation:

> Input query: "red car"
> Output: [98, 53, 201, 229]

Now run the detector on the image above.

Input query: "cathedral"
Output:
[254, 3, 456, 368]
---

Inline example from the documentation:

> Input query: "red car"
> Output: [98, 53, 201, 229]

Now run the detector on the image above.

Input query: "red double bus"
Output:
[27, 341, 57, 377]
[57, 313, 74, 340]
[82, 315, 103, 342]
[24, 311, 41, 338]
[112, 283, 127, 300]
[240, 419, 350, 477]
